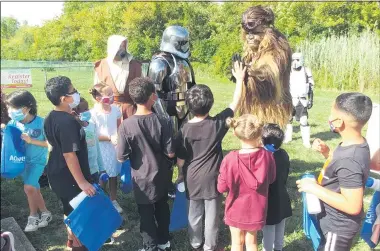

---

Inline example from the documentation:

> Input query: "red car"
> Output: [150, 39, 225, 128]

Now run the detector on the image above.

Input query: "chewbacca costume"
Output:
[237, 6, 292, 128]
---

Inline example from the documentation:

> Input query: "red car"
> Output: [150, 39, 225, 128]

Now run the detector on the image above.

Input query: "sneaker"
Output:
[38, 211, 52, 228]
[1, 232, 15, 251]
[168, 191, 176, 199]
[24, 216, 39, 232]
[112, 200, 123, 214]
[158, 241, 171, 251]
[66, 239, 73, 249]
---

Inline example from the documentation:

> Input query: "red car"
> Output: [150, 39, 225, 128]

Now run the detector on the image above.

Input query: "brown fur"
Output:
[238, 6, 292, 128]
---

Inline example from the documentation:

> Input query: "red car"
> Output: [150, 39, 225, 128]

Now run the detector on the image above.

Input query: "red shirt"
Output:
[217, 149, 276, 231]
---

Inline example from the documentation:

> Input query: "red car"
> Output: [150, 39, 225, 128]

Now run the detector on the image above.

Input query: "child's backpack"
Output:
[1, 124, 26, 178]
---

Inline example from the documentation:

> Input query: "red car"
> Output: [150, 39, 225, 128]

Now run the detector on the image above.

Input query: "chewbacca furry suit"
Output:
[237, 6, 292, 128]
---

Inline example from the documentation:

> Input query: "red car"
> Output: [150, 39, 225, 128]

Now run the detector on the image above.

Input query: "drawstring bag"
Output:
[303, 192, 321, 251]
[120, 160, 133, 194]
[169, 182, 188, 232]
[1, 124, 26, 179]
[361, 191, 380, 248]
[64, 184, 122, 251]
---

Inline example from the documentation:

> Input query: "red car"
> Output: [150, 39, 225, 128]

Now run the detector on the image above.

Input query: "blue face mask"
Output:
[9, 109, 26, 122]
[264, 144, 278, 153]
[79, 111, 91, 122]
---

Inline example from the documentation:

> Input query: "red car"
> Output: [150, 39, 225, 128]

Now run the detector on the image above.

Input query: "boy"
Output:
[44, 76, 95, 251]
[117, 77, 174, 251]
[297, 92, 373, 251]
[176, 61, 245, 251]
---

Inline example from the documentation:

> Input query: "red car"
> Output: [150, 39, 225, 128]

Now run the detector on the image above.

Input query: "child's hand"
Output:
[110, 134, 118, 145]
[312, 138, 330, 158]
[296, 178, 319, 194]
[232, 60, 246, 82]
[79, 181, 96, 196]
[21, 133, 32, 144]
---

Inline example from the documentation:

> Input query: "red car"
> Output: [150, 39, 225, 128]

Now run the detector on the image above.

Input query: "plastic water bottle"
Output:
[366, 177, 380, 191]
[302, 173, 322, 214]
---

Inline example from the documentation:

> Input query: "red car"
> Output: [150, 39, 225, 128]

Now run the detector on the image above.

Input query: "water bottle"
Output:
[99, 173, 109, 183]
[366, 177, 380, 191]
[302, 173, 322, 214]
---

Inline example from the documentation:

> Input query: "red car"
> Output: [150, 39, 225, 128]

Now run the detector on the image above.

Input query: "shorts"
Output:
[292, 98, 308, 121]
[22, 164, 45, 189]
[318, 231, 356, 251]
[60, 197, 75, 216]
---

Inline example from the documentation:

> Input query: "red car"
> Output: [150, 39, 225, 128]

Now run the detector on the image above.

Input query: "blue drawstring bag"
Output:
[169, 183, 188, 232]
[120, 160, 133, 194]
[361, 191, 380, 248]
[1, 124, 26, 179]
[64, 184, 122, 251]
[302, 192, 321, 251]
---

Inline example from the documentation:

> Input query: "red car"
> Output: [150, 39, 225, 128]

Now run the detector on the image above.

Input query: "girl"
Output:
[217, 114, 276, 251]
[6, 90, 52, 232]
[261, 124, 292, 251]
[89, 82, 123, 213]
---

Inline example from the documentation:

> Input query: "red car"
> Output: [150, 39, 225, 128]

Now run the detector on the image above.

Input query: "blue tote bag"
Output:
[169, 183, 188, 232]
[303, 192, 321, 251]
[120, 160, 133, 194]
[64, 185, 122, 251]
[361, 191, 380, 248]
[1, 124, 26, 179]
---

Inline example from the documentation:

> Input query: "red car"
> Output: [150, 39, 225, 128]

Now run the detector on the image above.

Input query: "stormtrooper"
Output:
[284, 52, 314, 148]
[148, 25, 196, 198]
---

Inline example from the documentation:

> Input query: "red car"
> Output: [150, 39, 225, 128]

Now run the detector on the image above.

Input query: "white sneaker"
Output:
[112, 200, 123, 214]
[38, 211, 52, 228]
[158, 241, 171, 251]
[24, 216, 39, 232]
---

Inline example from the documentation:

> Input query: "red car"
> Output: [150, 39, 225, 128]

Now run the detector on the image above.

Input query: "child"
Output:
[176, 60, 245, 251]
[217, 115, 276, 251]
[44, 76, 95, 251]
[72, 97, 104, 183]
[297, 92, 373, 250]
[261, 124, 292, 251]
[5, 90, 52, 232]
[89, 82, 123, 213]
[117, 77, 174, 251]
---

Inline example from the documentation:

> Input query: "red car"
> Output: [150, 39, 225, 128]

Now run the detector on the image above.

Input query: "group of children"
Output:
[0, 59, 374, 251]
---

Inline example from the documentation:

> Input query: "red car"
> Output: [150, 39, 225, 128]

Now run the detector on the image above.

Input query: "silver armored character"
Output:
[148, 26, 196, 198]
[284, 52, 315, 148]
[148, 26, 196, 134]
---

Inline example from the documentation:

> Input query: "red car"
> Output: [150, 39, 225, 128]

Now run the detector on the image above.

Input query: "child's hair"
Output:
[262, 123, 284, 150]
[89, 82, 109, 99]
[226, 114, 263, 141]
[128, 77, 156, 104]
[186, 84, 214, 116]
[335, 92, 372, 126]
[72, 97, 89, 114]
[1, 91, 11, 124]
[6, 90, 37, 115]
[45, 76, 72, 106]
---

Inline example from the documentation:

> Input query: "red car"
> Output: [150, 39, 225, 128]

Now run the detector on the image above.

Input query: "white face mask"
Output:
[68, 93, 81, 109]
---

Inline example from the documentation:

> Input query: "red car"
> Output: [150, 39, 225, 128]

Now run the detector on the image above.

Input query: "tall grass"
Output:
[297, 30, 380, 93]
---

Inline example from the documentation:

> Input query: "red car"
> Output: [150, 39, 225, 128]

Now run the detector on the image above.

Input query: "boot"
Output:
[284, 124, 293, 143]
[301, 126, 311, 148]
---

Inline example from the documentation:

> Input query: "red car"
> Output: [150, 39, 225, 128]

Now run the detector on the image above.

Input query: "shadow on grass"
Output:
[311, 130, 340, 141]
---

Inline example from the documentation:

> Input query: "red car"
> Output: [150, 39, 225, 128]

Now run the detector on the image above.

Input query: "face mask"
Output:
[101, 96, 114, 105]
[9, 109, 26, 122]
[68, 93, 81, 109]
[328, 120, 338, 133]
[79, 111, 91, 122]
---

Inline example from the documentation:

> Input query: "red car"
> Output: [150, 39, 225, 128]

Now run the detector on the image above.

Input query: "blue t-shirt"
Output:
[9, 116, 48, 166]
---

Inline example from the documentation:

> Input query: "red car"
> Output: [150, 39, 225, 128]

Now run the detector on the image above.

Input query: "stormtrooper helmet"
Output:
[160, 26, 190, 59]
[292, 53, 304, 69]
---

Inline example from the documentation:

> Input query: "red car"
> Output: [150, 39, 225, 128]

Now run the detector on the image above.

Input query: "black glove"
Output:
[307, 91, 314, 109]
[229, 53, 244, 83]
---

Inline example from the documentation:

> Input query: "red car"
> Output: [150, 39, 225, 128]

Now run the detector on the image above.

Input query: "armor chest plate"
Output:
[161, 55, 193, 94]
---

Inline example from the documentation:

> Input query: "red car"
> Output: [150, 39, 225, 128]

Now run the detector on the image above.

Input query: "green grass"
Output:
[1, 69, 379, 251]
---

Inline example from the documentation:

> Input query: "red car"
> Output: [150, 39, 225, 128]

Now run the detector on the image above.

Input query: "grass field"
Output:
[1, 69, 379, 251]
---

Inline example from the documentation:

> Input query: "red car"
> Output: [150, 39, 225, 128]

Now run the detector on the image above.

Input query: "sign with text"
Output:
[1, 69, 32, 88]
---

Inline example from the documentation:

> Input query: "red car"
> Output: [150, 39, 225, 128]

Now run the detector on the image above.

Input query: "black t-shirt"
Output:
[318, 141, 370, 235]
[117, 113, 174, 204]
[44, 110, 91, 200]
[176, 108, 234, 200]
[266, 149, 292, 225]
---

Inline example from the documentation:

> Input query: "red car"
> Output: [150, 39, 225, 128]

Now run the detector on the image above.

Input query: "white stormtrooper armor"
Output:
[148, 26, 196, 198]
[284, 53, 314, 148]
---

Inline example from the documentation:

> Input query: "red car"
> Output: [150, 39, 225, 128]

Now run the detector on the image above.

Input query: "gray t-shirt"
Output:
[318, 141, 370, 235]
